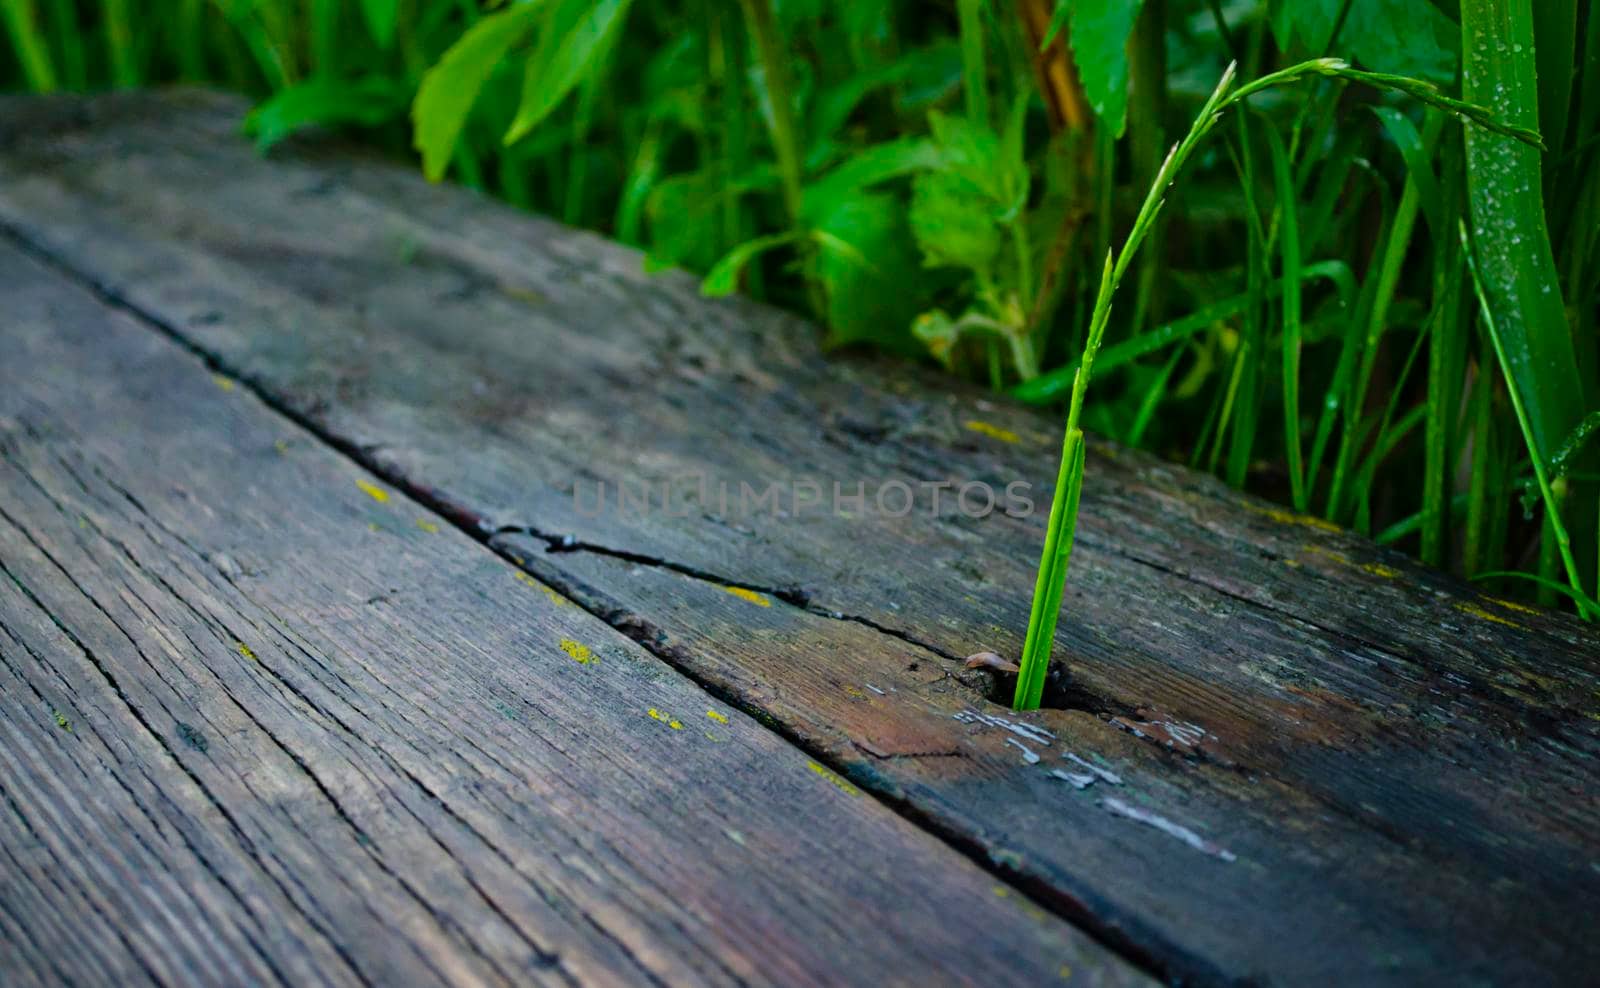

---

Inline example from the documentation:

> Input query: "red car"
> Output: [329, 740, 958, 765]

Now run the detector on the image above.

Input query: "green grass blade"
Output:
[1471, 571, 1600, 617]
[1011, 259, 1354, 404]
[412, 3, 545, 182]
[43, 0, 83, 88]
[1462, 219, 1595, 618]
[1264, 122, 1306, 510]
[1462, 0, 1595, 596]
[505, 0, 634, 146]
[956, 0, 989, 126]
[1, 0, 58, 91]
[1015, 429, 1084, 710]
[1324, 114, 1438, 522]
[1224, 112, 1267, 490]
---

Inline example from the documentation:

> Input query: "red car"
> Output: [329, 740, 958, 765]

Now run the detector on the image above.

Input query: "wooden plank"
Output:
[2, 90, 1597, 985]
[0, 240, 1142, 985]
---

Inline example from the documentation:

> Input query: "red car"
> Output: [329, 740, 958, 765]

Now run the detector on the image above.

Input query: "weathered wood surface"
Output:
[0, 239, 1143, 985]
[2, 90, 1598, 986]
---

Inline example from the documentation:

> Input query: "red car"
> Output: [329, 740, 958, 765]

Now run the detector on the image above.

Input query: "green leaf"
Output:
[802, 137, 941, 220]
[909, 170, 1002, 272]
[1549, 411, 1600, 483]
[359, 0, 399, 48]
[1371, 106, 1444, 239]
[1011, 260, 1356, 404]
[811, 191, 924, 353]
[1041, 1, 1069, 50]
[412, 3, 546, 181]
[701, 232, 803, 297]
[807, 42, 958, 167]
[245, 77, 410, 152]
[1272, 0, 1459, 82]
[644, 171, 726, 272]
[1461, 0, 1586, 467]
[926, 110, 1026, 215]
[1062, 0, 1146, 138]
[504, 0, 636, 146]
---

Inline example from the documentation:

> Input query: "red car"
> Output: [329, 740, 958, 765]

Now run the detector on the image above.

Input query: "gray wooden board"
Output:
[1, 90, 1598, 986]
[0, 240, 1143, 986]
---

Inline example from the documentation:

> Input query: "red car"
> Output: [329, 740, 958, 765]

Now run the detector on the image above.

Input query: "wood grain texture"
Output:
[1, 90, 1597, 986]
[0, 240, 1141, 986]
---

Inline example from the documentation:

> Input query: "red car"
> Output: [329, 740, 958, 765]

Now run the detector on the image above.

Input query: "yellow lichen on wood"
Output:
[559, 638, 594, 664]
[355, 478, 389, 503]
[805, 760, 859, 796]
[724, 586, 771, 607]
[515, 570, 568, 606]
[1455, 602, 1524, 629]
[648, 708, 684, 729]
[964, 419, 1021, 444]
[1248, 502, 1340, 533]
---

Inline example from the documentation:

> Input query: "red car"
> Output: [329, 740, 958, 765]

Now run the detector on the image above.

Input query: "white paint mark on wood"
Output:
[1102, 797, 1236, 862]
[1064, 753, 1122, 786]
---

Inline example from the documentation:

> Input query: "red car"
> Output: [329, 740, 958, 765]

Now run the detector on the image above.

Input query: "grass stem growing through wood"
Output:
[1013, 55, 1546, 709]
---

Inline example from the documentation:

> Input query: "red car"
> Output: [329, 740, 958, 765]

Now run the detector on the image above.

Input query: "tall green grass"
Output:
[3, 1, 1595, 645]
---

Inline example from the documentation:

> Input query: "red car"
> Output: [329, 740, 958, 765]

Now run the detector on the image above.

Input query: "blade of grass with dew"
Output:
[1461, 0, 1595, 595]
[1461, 219, 1596, 619]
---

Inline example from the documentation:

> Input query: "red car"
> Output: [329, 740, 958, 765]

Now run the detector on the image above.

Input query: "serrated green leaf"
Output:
[505, 0, 636, 146]
[909, 169, 1002, 272]
[927, 110, 1000, 189]
[412, 3, 546, 181]
[246, 76, 411, 152]
[1064, 0, 1145, 138]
